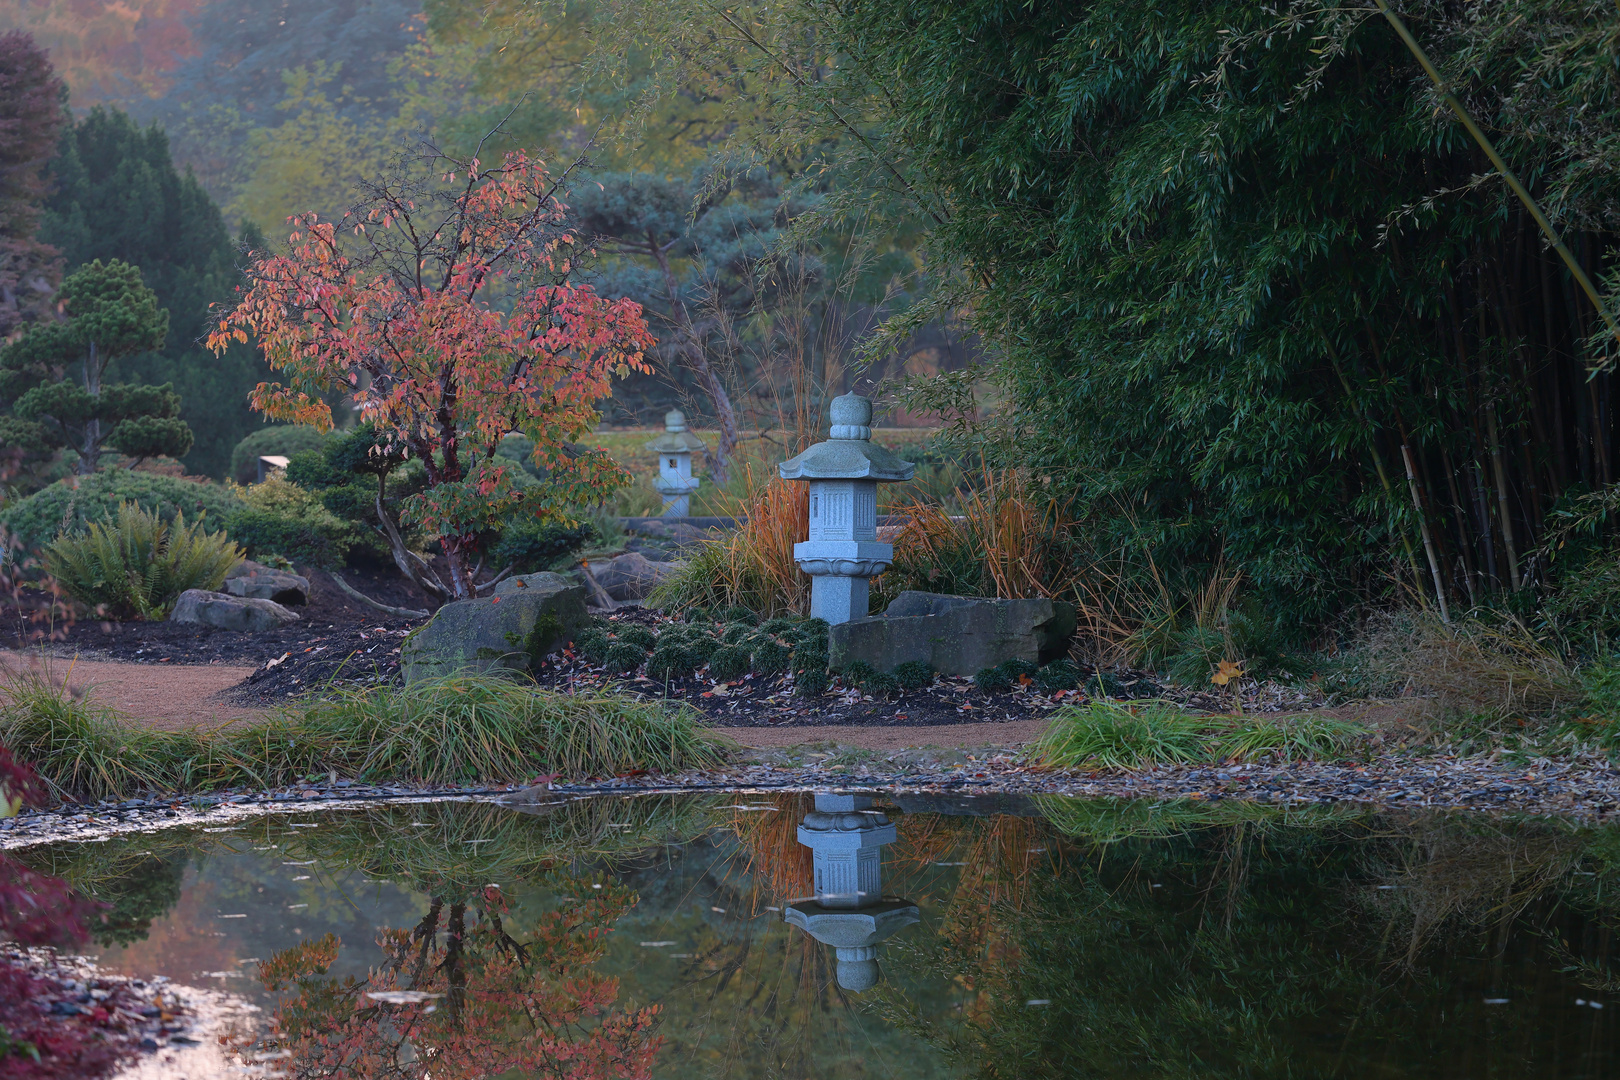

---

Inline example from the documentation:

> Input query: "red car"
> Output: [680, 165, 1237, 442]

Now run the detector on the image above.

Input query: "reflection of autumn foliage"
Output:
[254, 883, 660, 1079]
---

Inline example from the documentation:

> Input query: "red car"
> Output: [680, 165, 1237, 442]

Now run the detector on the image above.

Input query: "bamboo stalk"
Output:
[1375, 0, 1620, 358]
[1402, 444, 1451, 622]
[1483, 405, 1523, 590]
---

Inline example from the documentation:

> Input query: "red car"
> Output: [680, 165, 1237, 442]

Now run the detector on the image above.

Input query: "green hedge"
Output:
[228, 426, 332, 485]
[2, 470, 244, 554]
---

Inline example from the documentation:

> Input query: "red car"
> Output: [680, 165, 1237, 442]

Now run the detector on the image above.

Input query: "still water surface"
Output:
[15, 793, 1620, 1077]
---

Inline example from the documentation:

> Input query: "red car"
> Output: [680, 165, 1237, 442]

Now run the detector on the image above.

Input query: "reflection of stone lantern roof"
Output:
[783, 793, 920, 991]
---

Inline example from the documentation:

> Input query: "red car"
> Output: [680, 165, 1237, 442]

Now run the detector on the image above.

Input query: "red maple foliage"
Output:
[253, 883, 660, 1079]
[208, 142, 655, 599]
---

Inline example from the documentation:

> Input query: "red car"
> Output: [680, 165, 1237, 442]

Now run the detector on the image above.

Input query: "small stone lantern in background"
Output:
[646, 409, 705, 516]
[778, 394, 914, 624]
[784, 793, 919, 992]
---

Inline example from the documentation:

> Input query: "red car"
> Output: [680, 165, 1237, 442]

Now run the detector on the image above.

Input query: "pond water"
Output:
[14, 793, 1620, 1078]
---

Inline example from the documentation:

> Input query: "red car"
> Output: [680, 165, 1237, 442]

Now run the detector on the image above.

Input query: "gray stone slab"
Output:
[223, 560, 310, 605]
[828, 591, 1077, 675]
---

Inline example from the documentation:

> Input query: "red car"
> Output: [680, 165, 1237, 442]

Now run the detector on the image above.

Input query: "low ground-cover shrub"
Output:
[1034, 701, 1369, 769]
[2, 470, 243, 553]
[0, 671, 732, 801]
[45, 502, 242, 618]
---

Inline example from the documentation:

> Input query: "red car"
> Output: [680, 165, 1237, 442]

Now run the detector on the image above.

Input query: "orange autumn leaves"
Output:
[207, 148, 654, 595]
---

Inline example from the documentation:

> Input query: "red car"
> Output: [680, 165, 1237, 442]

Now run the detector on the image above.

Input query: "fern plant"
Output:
[45, 500, 243, 619]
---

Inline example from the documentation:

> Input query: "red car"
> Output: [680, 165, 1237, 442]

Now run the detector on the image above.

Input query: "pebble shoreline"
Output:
[4, 750, 1619, 847]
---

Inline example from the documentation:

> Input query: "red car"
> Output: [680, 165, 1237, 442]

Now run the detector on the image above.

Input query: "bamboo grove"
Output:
[810, 0, 1620, 648]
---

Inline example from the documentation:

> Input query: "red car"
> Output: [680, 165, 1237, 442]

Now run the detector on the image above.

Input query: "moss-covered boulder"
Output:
[400, 573, 587, 684]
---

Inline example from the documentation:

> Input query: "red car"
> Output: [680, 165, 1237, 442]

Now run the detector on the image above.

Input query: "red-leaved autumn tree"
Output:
[208, 141, 654, 599]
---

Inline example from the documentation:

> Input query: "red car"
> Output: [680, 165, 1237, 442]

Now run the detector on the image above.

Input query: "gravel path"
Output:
[0, 651, 265, 728]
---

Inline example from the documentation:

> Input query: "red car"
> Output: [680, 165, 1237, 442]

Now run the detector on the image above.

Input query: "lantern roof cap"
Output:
[778, 394, 915, 482]
[646, 409, 706, 453]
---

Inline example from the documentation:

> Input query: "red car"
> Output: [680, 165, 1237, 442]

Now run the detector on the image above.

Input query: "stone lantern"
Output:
[778, 394, 914, 624]
[646, 409, 705, 516]
[784, 793, 919, 992]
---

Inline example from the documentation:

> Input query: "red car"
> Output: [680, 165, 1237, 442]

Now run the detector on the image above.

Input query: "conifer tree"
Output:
[0, 259, 191, 474]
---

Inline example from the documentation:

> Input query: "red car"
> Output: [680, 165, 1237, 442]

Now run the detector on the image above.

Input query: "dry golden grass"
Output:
[649, 468, 810, 615]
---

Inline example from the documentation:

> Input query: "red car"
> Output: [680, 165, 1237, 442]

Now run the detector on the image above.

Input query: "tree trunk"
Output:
[649, 237, 739, 486]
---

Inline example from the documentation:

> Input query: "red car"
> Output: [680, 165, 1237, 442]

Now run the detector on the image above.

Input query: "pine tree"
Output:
[0, 259, 191, 474]
[41, 107, 267, 478]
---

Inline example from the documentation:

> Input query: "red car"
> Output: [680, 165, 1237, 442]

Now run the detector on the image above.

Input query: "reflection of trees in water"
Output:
[254, 880, 659, 1079]
[869, 804, 1620, 1079]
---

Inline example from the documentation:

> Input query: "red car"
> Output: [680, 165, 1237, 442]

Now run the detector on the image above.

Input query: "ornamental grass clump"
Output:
[1034, 701, 1206, 769]
[282, 674, 730, 782]
[1212, 714, 1367, 763]
[45, 501, 242, 619]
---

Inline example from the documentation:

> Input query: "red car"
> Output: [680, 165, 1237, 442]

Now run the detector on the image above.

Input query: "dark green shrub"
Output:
[649, 642, 700, 679]
[721, 605, 756, 623]
[721, 622, 753, 644]
[575, 628, 611, 664]
[793, 644, 829, 675]
[975, 666, 1013, 693]
[2, 470, 242, 553]
[229, 426, 332, 485]
[893, 660, 935, 690]
[1035, 660, 1080, 693]
[490, 517, 595, 575]
[708, 644, 752, 682]
[682, 606, 714, 624]
[684, 634, 719, 663]
[795, 668, 830, 696]
[225, 475, 356, 567]
[1000, 658, 1040, 680]
[760, 616, 797, 635]
[842, 660, 878, 686]
[617, 625, 657, 651]
[753, 640, 792, 675]
[603, 642, 645, 674]
[865, 671, 899, 696]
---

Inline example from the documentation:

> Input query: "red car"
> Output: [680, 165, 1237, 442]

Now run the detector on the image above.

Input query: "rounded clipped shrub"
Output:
[2, 470, 243, 554]
[893, 660, 935, 690]
[760, 616, 797, 636]
[684, 634, 719, 663]
[1036, 660, 1080, 693]
[682, 606, 714, 624]
[229, 426, 333, 485]
[603, 641, 646, 674]
[1000, 658, 1039, 680]
[842, 660, 877, 686]
[753, 639, 792, 675]
[864, 671, 899, 696]
[575, 628, 611, 664]
[616, 625, 657, 651]
[707, 644, 752, 682]
[720, 622, 754, 644]
[649, 642, 700, 679]
[795, 667, 830, 696]
[720, 605, 756, 623]
[975, 666, 1013, 692]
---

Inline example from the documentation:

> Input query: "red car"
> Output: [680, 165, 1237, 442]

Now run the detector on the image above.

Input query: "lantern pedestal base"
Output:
[809, 574, 868, 625]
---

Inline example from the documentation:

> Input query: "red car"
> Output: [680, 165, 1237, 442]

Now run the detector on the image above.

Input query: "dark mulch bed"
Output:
[21, 562, 436, 706]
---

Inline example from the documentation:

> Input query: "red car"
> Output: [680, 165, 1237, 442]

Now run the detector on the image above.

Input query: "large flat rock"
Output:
[171, 589, 302, 632]
[829, 591, 1076, 676]
[400, 572, 587, 683]
[223, 560, 311, 605]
